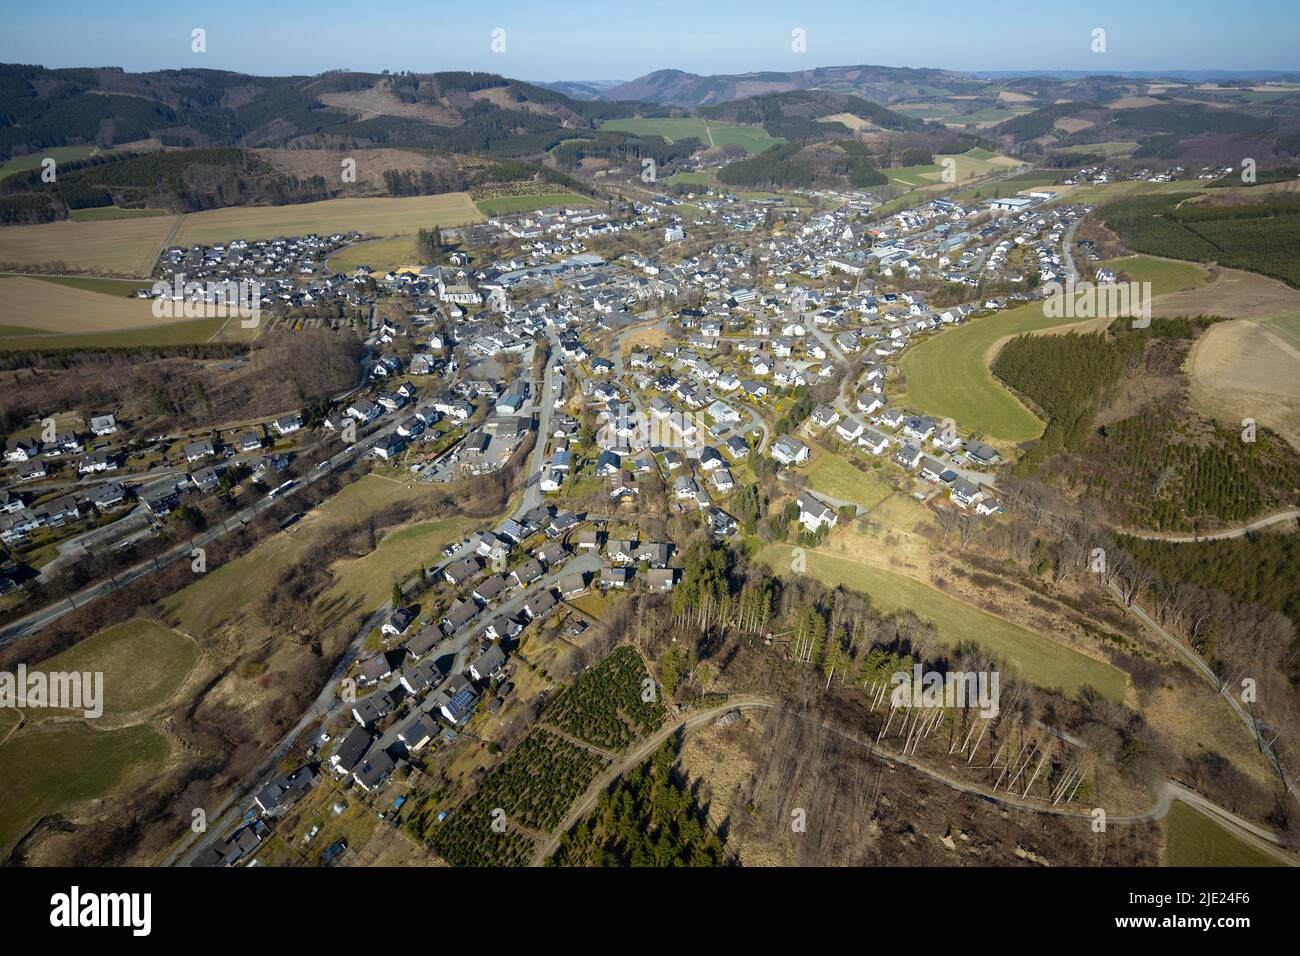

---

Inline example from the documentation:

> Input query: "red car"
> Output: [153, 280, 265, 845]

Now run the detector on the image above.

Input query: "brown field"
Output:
[255, 148, 465, 194]
[173, 193, 484, 247]
[0, 214, 178, 276]
[997, 90, 1035, 103]
[1108, 96, 1165, 109]
[0, 275, 186, 334]
[820, 112, 875, 131]
[1153, 265, 1300, 321]
[1054, 118, 1095, 133]
[317, 84, 461, 125]
[1189, 310, 1300, 450]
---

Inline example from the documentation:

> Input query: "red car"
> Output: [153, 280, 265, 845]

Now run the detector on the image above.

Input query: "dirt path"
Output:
[528, 696, 1298, 866]
[1119, 509, 1300, 542]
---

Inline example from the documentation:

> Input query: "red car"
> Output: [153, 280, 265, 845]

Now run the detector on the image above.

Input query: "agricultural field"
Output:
[542, 646, 666, 751]
[0, 274, 172, 336]
[1163, 801, 1284, 867]
[174, 193, 484, 247]
[599, 118, 783, 154]
[0, 213, 179, 276]
[757, 543, 1128, 701]
[897, 256, 1207, 442]
[803, 451, 894, 510]
[0, 722, 169, 857]
[430, 728, 607, 866]
[886, 150, 1024, 189]
[29, 619, 198, 717]
[1189, 307, 1300, 450]
[892, 103, 1033, 127]
[0, 145, 96, 179]
[0, 316, 231, 351]
[475, 192, 592, 217]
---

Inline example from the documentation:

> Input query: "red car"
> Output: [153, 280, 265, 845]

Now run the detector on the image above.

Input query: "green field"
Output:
[664, 171, 715, 187]
[0, 722, 169, 855]
[759, 544, 1127, 701]
[1164, 801, 1284, 867]
[16, 273, 146, 297]
[1103, 255, 1210, 296]
[599, 118, 784, 155]
[1260, 309, 1300, 351]
[0, 146, 97, 179]
[0, 316, 231, 352]
[1055, 141, 1139, 156]
[68, 206, 167, 222]
[327, 236, 423, 275]
[31, 619, 198, 716]
[804, 452, 895, 510]
[897, 256, 1207, 442]
[159, 475, 463, 636]
[475, 193, 593, 217]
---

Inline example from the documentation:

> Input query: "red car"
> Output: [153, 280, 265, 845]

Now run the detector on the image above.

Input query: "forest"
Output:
[551, 738, 726, 866]
[1101, 191, 1300, 287]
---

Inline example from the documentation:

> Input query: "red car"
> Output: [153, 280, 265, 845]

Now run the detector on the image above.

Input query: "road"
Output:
[0, 399, 422, 649]
[1108, 579, 1298, 804]
[167, 346, 588, 866]
[1119, 509, 1300, 543]
[529, 697, 1297, 866]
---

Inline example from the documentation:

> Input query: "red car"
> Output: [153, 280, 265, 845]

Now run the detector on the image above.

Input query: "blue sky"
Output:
[2, 0, 1297, 80]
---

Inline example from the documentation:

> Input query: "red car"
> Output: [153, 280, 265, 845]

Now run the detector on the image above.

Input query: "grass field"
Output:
[0, 722, 169, 855]
[664, 171, 715, 187]
[0, 316, 231, 352]
[0, 193, 484, 277]
[159, 475, 461, 636]
[804, 452, 895, 510]
[327, 236, 423, 275]
[30, 619, 198, 716]
[897, 256, 1207, 442]
[599, 118, 784, 155]
[1164, 801, 1284, 866]
[174, 193, 483, 247]
[1103, 255, 1210, 296]
[758, 543, 1127, 701]
[1055, 141, 1139, 156]
[0, 214, 178, 276]
[315, 515, 482, 627]
[475, 193, 593, 217]
[0, 146, 97, 179]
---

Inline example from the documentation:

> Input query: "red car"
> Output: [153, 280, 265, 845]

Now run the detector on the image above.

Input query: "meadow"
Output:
[1163, 801, 1284, 867]
[757, 543, 1127, 701]
[29, 619, 198, 716]
[599, 118, 784, 155]
[897, 256, 1207, 442]
[0, 722, 169, 856]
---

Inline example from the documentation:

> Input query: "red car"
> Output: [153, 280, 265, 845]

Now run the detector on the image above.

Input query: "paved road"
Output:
[0, 401, 427, 649]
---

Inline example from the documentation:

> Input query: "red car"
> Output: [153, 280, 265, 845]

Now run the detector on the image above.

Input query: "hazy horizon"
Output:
[2, 0, 1297, 81]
